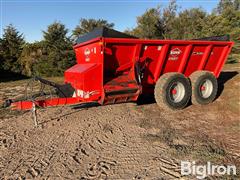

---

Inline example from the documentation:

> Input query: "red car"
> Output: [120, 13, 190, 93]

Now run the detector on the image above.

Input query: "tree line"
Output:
[0, 0, 239, 78]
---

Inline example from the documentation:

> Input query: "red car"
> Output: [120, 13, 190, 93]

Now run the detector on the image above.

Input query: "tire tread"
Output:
[154, 73, 191, 110]
[190, 71, 218, 105]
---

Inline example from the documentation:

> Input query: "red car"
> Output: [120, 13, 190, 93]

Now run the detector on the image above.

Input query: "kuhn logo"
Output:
[170, 48, 182, 56]
[84, 48, 91, 56]
[84, 48, 91, 62]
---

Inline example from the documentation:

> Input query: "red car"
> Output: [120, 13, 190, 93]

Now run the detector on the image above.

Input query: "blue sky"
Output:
[1, 0, 219, 42]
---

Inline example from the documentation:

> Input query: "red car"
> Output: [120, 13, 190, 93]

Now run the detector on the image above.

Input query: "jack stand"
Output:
[32, 102, 38, 127]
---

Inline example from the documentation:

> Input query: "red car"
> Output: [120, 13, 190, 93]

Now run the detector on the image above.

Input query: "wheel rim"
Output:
[200, 79, 213, 98]
[169, 82, 185, 103]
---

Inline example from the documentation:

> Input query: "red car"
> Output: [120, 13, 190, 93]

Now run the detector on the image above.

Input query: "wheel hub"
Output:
[171, 89, 177, 95]
[200, 86, 206, 91]
[200, 79, 213, 98]
[170, 82, 185, 103]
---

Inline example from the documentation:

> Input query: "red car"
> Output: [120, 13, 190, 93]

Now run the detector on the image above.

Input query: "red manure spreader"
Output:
[4, 27, 234, 111]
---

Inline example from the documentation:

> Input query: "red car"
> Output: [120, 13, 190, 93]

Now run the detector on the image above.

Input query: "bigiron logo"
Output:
[181, 161, 237, 179]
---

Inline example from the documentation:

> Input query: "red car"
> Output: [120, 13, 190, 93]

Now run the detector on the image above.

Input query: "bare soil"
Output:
[0, 64, 239, 179]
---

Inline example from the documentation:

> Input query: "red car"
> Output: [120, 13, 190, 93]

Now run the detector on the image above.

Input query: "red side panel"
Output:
[204, 45, 230, 77]
[140, 45, 162, 84]
[162, 45, 188, 74]
[74, 39, 103, 64]
[104, 43, 136, 73]
[184, 45, 207, 76]
[103, 38, 233, 94]
[64, 63, 102, 101]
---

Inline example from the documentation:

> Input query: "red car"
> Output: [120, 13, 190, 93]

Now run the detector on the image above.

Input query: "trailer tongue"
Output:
[4, 27, 234, 111]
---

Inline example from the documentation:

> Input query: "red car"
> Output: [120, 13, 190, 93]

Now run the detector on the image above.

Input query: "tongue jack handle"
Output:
[32, 102, 38, 127]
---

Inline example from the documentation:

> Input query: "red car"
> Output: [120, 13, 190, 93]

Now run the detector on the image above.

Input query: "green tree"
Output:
[215, 0, 239, 14]
[162, 0, 178, 39]
[19, 41, 46, 76]
[228, 27, 240, 63]
[233, 0, 240, 10]
[33, 22, 75, 76]
[0, 24, 25, 73]
[72, 18, 114, 38]
[43, 22, 69, 49]
[216, 0, 234, 14]
[204, 0, 240, 62]
[202, 14, 228, 36]
[175, 8, 207, 39]
[0, 38, 3, 70]
[132, 7, 164, 39]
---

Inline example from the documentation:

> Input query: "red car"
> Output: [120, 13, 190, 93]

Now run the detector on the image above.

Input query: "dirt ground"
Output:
[0, 64, 239, 179]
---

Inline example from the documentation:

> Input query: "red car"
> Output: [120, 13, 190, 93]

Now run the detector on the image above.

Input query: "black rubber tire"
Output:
[154, 73, 191, 110]
[189, 71, 218, 105]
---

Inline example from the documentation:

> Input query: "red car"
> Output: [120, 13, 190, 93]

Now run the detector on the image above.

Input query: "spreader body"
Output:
[11, 28, 234, 110]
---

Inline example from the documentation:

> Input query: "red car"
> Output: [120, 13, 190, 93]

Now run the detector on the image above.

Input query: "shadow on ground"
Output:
[0, 70, 29, 82]
[216, 71, 238, 98]
[137, 71, 239, 106]
[38, 102, 100, 125]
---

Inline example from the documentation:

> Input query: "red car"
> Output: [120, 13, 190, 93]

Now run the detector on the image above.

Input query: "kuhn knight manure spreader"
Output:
[4, 27, 234, 110]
